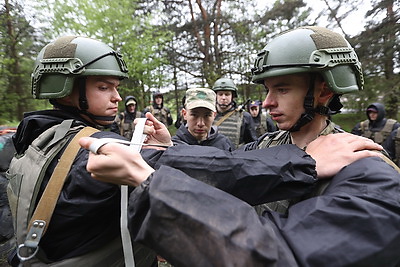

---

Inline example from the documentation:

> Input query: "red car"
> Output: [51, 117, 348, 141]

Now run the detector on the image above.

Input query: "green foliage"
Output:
[0, 0, 43, 121]
[1, 0, 399, 126]
[45, 0, 173, 108]
[331, 113, 364, 132]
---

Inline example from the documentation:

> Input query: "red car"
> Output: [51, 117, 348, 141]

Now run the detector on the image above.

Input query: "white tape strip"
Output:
[121, 117, 147, 267]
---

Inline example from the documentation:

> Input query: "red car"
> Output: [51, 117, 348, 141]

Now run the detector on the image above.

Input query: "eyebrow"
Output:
[95, 78, 120, 86]
[265, 81, 291, 88]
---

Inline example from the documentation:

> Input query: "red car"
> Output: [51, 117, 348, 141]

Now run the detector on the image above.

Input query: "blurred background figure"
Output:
[351, 102, 400, 145]
[212, 77, 257, 148]
[142, 91, 173, 127]
[174, 95, 186, 129]
[247, 100, 276, 137]
[111, 96, 143, 140]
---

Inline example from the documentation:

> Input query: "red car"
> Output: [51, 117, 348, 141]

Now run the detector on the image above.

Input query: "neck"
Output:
[290, 114, 328, 149]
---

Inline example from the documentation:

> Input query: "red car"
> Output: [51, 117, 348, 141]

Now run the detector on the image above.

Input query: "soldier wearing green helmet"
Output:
[244, 24, 400, 230]
[7, 36, 156, 266]
[212, 77, 257, 148]
[244, 26, 370, 213]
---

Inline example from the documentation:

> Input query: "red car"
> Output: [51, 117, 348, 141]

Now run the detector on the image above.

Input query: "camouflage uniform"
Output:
[254, 121, 343, 215]
[111, 96, 142, 140]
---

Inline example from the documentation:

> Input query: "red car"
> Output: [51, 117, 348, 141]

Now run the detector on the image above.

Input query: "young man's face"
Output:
[216, 90, 233, 109]
[249, 106, 260, 118]
[154, 96, 163, 105]
[368, 111, 378, 121]
[68, 76, 122, 125]
[262, 73, 325, 131]
[183, 107, 216, 141]
[127, 104, 136, 113]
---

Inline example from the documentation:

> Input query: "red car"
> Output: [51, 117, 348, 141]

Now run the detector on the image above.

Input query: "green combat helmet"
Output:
[251, 26, 363, 94]
[251, 26, 364, 131]
[32, 36, 128, 99]
[212, 78, 238, 97]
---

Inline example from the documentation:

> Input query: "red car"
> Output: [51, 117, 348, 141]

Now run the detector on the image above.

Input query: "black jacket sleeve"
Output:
[351, 122, 362, 135]
[240, 111, 258, 144]
[154, 144, 317, 205]
[128, 157, 400, 267]
[128, 166, 299, 267]
[268, 156, 400, 266]
[382, 129, 397, 159]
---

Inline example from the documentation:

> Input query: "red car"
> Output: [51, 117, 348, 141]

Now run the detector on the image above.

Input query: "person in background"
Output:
[172, 88, 233, 151]
[212, 78, 257, 148]
[383, 127, 400, 166]
[0, 127, 16, 263]
[351, 102, 400, 145]
[111, 95, 143, 140]
[142, 91, 173, 127]
[174, 95, 186, 129]
[247, 100, 276, 137]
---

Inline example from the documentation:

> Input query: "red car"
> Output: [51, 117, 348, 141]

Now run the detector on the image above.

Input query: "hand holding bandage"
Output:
[80, 136, 154, 187]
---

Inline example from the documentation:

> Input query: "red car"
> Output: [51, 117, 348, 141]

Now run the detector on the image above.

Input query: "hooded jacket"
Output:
[172, 124, 234, 151]
[110, 96, 143, 139]
[351, 103, 400, 144]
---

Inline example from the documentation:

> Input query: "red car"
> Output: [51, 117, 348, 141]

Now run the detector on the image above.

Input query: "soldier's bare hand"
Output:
[306, 133, 383, 178]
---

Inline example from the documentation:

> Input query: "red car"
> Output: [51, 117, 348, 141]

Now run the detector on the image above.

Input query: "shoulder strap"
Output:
[383, 119, 397, 132]
[20, 126, 99, 260]
[215, 109, 236, 127]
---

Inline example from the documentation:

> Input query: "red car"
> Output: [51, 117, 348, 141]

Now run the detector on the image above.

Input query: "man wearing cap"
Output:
[247, 100, 276, 137]
[351, 102, 400, 145]
[111, 95, 143, 140]
[172, 88, 234, 151]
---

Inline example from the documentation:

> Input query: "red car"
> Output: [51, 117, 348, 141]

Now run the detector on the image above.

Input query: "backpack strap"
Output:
[18, 126, 99, 262]
[214, 109, 236, 127]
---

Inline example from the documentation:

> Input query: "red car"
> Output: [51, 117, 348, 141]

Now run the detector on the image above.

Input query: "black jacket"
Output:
[351, 102, 400, 136]
[131, 145, 400, 266]
[172, 124, 234, 151]
[12, 110, 126, 262]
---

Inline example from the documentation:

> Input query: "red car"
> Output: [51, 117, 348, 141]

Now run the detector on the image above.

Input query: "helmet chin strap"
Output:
[288, 73, 330, 132]
[217, 99, 234, 109]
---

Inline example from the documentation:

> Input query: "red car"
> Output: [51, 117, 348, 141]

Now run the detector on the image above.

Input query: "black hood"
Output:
[13, 109, 89, 154]
[366, 102, 386, 128]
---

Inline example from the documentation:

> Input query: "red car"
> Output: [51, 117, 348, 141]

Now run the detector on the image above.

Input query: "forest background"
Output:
[1, 0, 399, 133]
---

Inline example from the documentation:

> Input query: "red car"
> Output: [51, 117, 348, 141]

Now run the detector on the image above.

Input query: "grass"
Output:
[331, 113, 365, 132]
